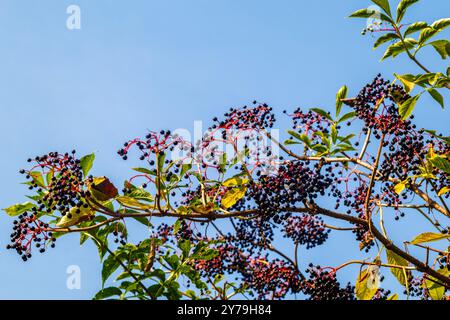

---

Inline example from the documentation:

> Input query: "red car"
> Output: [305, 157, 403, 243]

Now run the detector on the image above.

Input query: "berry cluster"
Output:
[7, 212, 56, 260]
[20, 151, 87, 217]
[351, 75, 410, 135]
[303, 265, 355, 300]
[283, 214, 330, 249]
[243, 258, 302, 299]
[212, 103, 275, 131]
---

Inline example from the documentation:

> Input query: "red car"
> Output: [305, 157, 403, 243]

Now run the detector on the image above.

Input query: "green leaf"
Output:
[395, 73, 416, 93]
[102, 254, 121, 286]
[29, 171, 45, 187]
[3, 202, 36, 216]
[427, 88, 444, 108]
[410, 232, 450, 245]
[221, 187, 247, 209]
[223, 176, 249, 187]
[132, 167, 155, 175]
[349, 8, 392, 23]
[399, 94, 420, 120]
[386, 250, 410, 287]
[373, 33, 399, 49]
[337, 111, 356, 123]
[157, 152, 166, 173]
[310, 108, 332, 121]
[431, 18, 450, 31]
[287, 130, 312, 146]
[381, 38, 417, 60]
[94, 287, 122, 300]
[428, 40, 450, 59]
[404, 21, 428, 36]
[116, 196, 152, 210]
[356, 267, 379, 300]
[56, 205, 94, 228]
[80, 153, 95, 177]
[429, 155, 450, 173]
[423, 269, 449, 300]
[396, 0, 419, 23]
[335, 85, 347, 116]
[371, 0, 392, 16]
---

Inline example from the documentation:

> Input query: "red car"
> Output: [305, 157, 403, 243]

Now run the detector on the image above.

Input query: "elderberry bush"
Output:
[3, 0, 450, 301]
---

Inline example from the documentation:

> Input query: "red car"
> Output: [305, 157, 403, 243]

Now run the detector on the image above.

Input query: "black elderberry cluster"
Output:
[20, 151, 88, 218]
[211, 102, 275, 131]
[303, 265, 355, 300]
[117, 130, 192, 162]
[7, 212, 56, 260]
[251, 161, 332, 219]
[283, 214, 330, 249]
[351, 75, 411, 135]
[243, 258, 302, 300]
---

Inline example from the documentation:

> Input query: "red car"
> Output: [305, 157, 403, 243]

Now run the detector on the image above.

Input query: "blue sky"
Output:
[0, 0, 448, 299]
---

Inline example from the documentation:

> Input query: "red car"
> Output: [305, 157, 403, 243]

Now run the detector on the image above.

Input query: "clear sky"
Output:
[0, 0, 448, 299]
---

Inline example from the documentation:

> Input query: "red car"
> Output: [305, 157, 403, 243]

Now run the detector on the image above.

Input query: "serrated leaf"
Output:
[221, 187, 247, 209]
[404, 21, 428, 36]
[337, 111, 356, 123]
[410, 232, 450, 245]
[336, 85, 347, 116]
[80, 153, 95, 177]
[428, 40, 450, 60]
[431, 18, 450, 31]
[396, 0, 419, 23]
[102, 254, 121, 286]
[310, 108, 333, 121]
[116, 196, 152, 209]
[3, 202, 36, 216]
[381, 39, 416, 60]
[287, 130, 312, 146]
[29, 171, 45, 188]
[427, 88, 444, 108]
[399, 94, 420, 120]
[94, 287, 122, 300]
[349, 8, 392, 23]
[374, 33, 399, 49]
[132, 167, 155, 175]
[371, 0, 392, 16]
[386, 250, 410, 287]
[429, 155, 450, 173]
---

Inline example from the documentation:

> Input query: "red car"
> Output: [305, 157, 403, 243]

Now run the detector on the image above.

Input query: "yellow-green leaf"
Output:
[394, 182, 406, 195]
[410, 232, 450, 245]
[356, 267, 379, 300]
[223, 177, 249, 187]
[423, 269, 449, 300]
[395, 74, 416, 93]
[116, 196, 152, 210]
[221, 187, 247, 209]
[3, 202, 36, 217]
[56, 206, 93, 228]
[438, 187, 450, 196]
[386, 250, 410, 287]
[387, 293, 398, 300]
